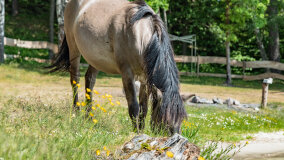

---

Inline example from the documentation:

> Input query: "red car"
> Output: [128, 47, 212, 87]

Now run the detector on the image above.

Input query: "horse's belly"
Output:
[75, 34, 119, 74]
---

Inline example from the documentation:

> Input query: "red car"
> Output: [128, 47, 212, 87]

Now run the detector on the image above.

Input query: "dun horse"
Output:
[48, 0, 187, 134]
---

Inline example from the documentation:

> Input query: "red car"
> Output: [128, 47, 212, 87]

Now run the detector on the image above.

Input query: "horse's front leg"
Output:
[139, 83, 148, 131]
[85, 65, 99, 111]
[121, 69, 139, 132]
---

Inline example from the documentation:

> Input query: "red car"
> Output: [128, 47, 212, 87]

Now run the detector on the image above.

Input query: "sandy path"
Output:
[233, 131, 284, 159]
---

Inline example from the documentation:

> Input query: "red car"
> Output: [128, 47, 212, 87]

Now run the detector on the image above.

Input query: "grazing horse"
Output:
[48, 0, 187, 134]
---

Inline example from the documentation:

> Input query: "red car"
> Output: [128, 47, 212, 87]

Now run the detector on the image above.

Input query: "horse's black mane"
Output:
[129, 0, 187, 133]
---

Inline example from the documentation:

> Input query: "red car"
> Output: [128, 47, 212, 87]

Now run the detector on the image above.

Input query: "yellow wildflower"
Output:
[110, 102, 115, 106]
[72, 80, 76, 84]
[116, 101, 121, 105]
[94, 90, 99, 95]
[96, 150, 100, 156]
[246, 141, 249, 145]
[198, 156, 205, 160]
[166, 151, 174, 158]
[108, 98, 112, 102]
[96, 104, 101, 107]
[89, 112, 94, 117]
[92, 106, 96, 110]
[93, 119, 98, 124]
[100, 107, 107, 113]
[234, 143, 236, 147]
[76, 102, 81, 106]
[86, 94, 91, 100]
[106, 150, 110, 156]
[81, 102, 86, 107]
[86, 88, 91, 92]
[103, 146, 107, 150]
[102, 95, 106, 99]
[76, 84, 81, 88]
[106, 94, 112, 98]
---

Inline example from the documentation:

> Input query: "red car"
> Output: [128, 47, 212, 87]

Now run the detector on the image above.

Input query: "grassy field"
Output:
[0, 61, 284, 159]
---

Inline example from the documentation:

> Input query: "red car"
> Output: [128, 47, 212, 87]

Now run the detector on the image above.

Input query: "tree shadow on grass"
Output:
[4, 58, 121, 80]
[4, 58, 284, 92]
[179, 75, 284, 92]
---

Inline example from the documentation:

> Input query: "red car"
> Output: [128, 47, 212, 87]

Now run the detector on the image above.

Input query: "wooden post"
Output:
[261, 78, 273, 108]
[197, 55, 200, 77]
[0, 0, 5, 63]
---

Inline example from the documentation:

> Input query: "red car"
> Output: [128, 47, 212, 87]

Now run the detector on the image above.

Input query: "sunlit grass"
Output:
[1, 62, 284, 159]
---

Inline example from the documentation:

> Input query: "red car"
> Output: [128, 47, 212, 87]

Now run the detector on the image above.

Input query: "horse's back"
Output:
[65, 0, 150, 75]
[65, 0, 134, 74]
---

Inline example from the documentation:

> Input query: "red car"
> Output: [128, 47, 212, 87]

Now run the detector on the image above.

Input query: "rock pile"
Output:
[118, 134, 200, 160]
[188, 96, 260, 111]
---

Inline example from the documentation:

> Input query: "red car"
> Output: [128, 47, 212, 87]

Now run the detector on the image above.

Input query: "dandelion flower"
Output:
[102, 95, 106, 99]
[166, 151, 174, 158]
[198, 156, 205, 160]
[106, 150, 110, 156]
[89, 112, 94, 117]
[93, 119, 98, 124]
[81, 102, 86, 107]
[96, 150, 100, 156]
[92, 106, 96, 110]
[110, 102, 115, 106]
[86, 88, 91, 92]
[96, 104, 101, 107]
[116, 101, 121, 105]
[76, 102, 81, 106]
[76, 84, 81, 88]
[103, 146, 107, 150]
[94, 90, 99, 95]
[72, 80, 77, 84]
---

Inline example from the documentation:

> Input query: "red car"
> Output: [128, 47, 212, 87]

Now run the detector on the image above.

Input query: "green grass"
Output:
[1, 61, 284, 159]
[184, 106, 284, 143]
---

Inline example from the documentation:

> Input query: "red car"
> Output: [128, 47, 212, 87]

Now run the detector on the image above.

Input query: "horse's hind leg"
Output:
[85, 65, 99, 111]
[70, 56, 81, 110]
[139, 84, 148, 130]
[121, 69, 140, 132]
[68, 37, 81, 110]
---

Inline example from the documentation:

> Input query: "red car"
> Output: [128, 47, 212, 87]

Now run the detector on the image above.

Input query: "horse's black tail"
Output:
[46, 35, 70, 73]
[130, 1, 187, 133]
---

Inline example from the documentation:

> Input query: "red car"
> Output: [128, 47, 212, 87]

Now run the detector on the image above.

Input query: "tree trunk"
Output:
[254, 28, 268, 60]
[12, 0, 18, 16]
[225, 39, 232, 86]
[0, 0, 5, 63]
[163, 9, 168, 29]
[267, 0, 280, 72]
[49, 0, 55, 59]
[56, 0, 67, 45]
[225, 0, 232, 86]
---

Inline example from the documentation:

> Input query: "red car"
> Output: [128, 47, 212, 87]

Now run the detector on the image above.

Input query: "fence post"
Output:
[0, 0, 5, 63]
[197, 55, 200, 77]
[261, 78, 273, 108]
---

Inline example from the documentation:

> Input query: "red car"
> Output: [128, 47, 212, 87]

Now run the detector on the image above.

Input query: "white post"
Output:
[261, 78, 273, 108]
